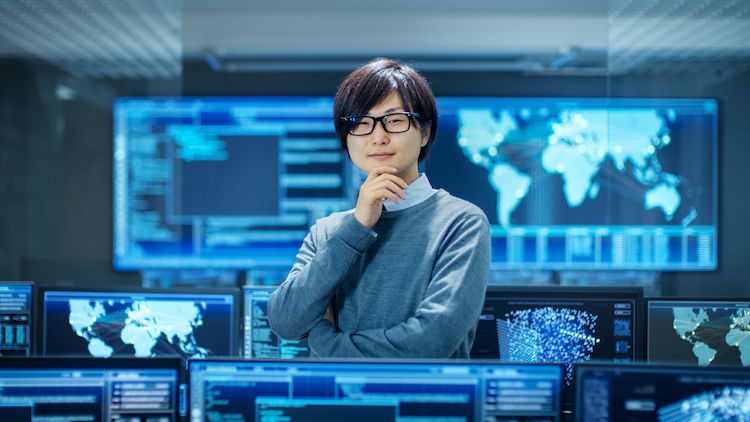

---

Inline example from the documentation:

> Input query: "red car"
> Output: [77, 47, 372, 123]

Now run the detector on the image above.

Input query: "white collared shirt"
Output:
[383, 173, 438, 212]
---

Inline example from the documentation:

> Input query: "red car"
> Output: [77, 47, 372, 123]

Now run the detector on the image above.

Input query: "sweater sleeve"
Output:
[307, 213, 490, 357]
[267, 213, 377, 340]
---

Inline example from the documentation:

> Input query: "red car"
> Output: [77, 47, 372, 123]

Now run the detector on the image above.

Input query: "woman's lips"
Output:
[370, 153, 394, 160]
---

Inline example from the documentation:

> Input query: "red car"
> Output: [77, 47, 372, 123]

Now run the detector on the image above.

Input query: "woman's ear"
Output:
[420, 129, 430, 147]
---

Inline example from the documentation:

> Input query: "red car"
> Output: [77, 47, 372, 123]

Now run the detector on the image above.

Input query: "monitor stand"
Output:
[140, 269, 242, 289]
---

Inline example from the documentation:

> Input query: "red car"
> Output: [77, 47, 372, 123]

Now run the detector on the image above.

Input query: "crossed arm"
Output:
[267, 213, 490, 358]
[267, 213, 376, 340]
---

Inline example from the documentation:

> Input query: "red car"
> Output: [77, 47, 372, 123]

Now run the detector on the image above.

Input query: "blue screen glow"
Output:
[114, 97, 717, 270]
[576, 364, 750, 421]
[0, 361, 180, 421]
[189, 360, 562, 422]
[428, 97, 717, 270]
[243, 286, 309, 358]
[42, 289, 238, 358]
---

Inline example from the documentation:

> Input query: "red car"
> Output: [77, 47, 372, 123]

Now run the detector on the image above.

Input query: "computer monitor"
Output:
[115, 96, 716, 272]
[243, 286, 310, 358]
[647, 298, 750, 367]
[189, 359, 563, 422]
[40, 287, 240, 358]
[575, 363, 750, 421]
[113, 96, 358, 270]
[0, 357, 181, 421]
[471, 286, 644, 385]
[427, 97, 717, 270]
[0, 281, 33, 356]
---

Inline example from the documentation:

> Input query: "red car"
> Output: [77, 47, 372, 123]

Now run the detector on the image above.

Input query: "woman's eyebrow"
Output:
[368, 107, 404, 115]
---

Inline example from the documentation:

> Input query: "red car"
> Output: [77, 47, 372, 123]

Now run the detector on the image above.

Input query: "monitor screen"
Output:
[471, 286, 643, 385]
[0, 357, 181, 421]
[41, 287, 239, 358]
[243, 286, 310, 358]
[647, 299, 750, 368]
[0, 281, 33, 356]
[113, 96, 357, 270]
[575, 363, 750, 421]
[427, 97, 717, 270]
[115, 96, 716, 271]
[189, 359, 563, 422]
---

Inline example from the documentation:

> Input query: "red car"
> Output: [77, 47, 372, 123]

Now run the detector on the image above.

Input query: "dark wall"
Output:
[0, 60, 31, 279]
[1, 58, 747, 296]
[0, 59, 178, 287]
[1, 60, 69, 284]
[608, 72, 750, 297]
[182, 61, 609, 97]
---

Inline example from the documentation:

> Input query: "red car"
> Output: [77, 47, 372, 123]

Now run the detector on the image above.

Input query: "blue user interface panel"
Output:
[0, 282, 33, 356]
[243, 286, 309, 358]
[115, 96, 716, 272]
[113, 97, 358, 270]
[575, 364, 750, 421]
[471, 287, 642, 385]
[42, 288, 238, 358]
[428, 98, 717, 270]
[647, 299, 750, 368]
[189, 360, 562, 422]
[0, 358, 180, 421]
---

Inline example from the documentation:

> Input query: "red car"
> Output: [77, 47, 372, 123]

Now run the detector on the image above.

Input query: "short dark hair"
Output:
[333, 58, 438, 162]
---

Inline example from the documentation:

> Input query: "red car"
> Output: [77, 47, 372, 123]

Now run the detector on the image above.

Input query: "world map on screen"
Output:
[672, 307, 750, 367]
[457, 108, 686, 227]
[68, 299, 210, 358]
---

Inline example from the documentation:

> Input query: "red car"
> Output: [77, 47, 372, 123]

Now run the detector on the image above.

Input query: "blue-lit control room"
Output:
[1, 1, 749, 421]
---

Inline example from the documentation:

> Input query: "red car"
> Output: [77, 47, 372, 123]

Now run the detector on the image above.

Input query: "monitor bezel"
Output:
[188, 358, 565, 421]
[480, 285, 645, 413]
[113, 96, 719, 272]
[35, 285, 242, 358]
[112, 96, 345, 272]
[481, 285, 646, 360]
[0, 356, 184, 421]
[0, 281, 35, 357]
[434, 96, 719, 272]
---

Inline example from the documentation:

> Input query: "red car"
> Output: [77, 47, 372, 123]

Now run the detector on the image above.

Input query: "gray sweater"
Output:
[267, 189, 490, 358]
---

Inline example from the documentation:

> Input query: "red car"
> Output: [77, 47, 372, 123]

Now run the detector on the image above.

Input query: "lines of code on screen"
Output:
[114, 97, 356, 269]
[189, 361, 562, 422]
[0, 368, 178, 421]
[243, 287, 309, 358]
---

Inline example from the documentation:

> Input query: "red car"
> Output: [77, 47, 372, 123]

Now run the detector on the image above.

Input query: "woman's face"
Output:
[345, 91, 428, 184]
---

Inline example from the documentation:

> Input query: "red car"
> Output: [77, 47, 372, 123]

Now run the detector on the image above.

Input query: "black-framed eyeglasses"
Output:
[341, 112, 420, 136]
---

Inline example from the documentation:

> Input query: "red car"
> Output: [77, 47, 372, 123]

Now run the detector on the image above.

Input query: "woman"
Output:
[268, 58, 490, 358]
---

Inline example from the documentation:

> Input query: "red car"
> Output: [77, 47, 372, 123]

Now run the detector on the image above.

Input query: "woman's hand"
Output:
[353, 166, 407, 229]
[323, 304, 336, 325]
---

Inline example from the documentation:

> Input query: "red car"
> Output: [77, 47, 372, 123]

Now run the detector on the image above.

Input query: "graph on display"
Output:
[0, 282, 33, 356]
[114, 96, 716, 271]
[42, 288, 238, 358]
[471, 287, 642, 385]
[428, 98, 717, 270]
[648, 299, 750, 367]
[113, 97, 357, 269]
